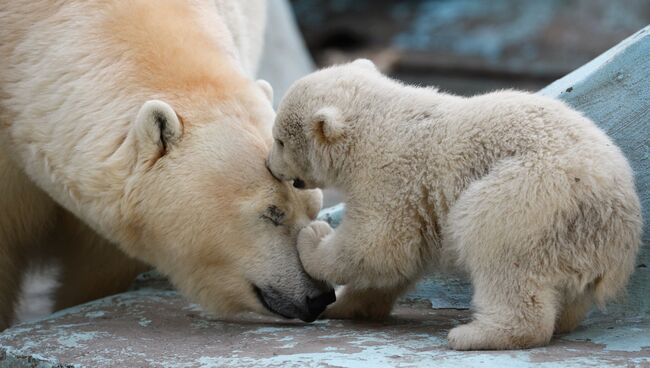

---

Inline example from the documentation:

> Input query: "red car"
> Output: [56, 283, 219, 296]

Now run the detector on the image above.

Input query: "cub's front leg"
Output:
[296, 220, 343, 284]
[297, 218, 419, 320]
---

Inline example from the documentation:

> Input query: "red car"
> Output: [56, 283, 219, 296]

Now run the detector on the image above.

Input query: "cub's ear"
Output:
[311, 107, 344, 143]
[134, 100, 183, 155]
[257, 79, 273, 104]
[352, 58, 377, 71]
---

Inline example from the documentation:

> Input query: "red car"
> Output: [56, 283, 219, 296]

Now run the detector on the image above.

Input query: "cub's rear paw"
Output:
[448, 321, 551, 350]
[448, 323, 491, 350]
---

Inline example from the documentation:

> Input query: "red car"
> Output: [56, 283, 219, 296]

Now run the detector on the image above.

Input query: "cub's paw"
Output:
[297, 221, 333, 253]
[448, 321, 550, 350]
[297, 221, 334, 279]
[448, 323, 491, 350]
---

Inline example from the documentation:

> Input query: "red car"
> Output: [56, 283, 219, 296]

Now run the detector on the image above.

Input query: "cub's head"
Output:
[123, 79, 335, 322]
[267, 59, 379, 190]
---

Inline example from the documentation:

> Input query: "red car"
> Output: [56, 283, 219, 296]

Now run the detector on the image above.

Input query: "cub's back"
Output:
[459, 90, 619, 160]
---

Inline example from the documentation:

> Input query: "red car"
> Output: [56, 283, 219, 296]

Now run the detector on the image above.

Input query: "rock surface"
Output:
[1, 272, 648, 368]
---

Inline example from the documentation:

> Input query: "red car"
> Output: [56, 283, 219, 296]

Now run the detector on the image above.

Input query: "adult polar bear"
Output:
[0, 0, 335, 330]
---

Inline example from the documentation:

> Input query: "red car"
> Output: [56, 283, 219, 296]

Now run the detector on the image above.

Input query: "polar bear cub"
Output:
[266, 59, 642, 350]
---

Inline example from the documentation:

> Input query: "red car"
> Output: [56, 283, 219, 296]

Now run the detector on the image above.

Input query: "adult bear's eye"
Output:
[275, 138, 284, 147]
[261, 205, 285, 226]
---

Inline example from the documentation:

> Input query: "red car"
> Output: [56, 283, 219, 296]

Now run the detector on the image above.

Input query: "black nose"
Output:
[293, 178, 306, 189]
[304, 289, 336, 321]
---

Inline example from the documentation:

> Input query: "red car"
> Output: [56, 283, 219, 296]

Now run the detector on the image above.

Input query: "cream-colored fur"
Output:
[0, 0, 332, 330]
[267, 59, 643, 350]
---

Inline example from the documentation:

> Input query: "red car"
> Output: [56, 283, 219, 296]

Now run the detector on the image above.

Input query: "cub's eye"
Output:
[261, 205, 285, 226]
[275, 138, 284, 148]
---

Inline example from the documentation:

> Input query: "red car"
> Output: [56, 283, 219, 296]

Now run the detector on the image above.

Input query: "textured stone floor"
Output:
[1, 273, 649, 368]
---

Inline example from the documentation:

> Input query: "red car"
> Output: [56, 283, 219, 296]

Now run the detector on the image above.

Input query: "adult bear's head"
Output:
[92, 0, 335, 322]
[118, 81, 334, 322]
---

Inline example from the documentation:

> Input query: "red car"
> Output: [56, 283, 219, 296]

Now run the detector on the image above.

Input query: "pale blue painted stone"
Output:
[317, 202, 346, 228]
[2, 25, 650, 368]
[540, 26, 650, 316]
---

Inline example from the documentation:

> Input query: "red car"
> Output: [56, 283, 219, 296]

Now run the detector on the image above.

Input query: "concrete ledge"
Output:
[1, 272, 648, 367]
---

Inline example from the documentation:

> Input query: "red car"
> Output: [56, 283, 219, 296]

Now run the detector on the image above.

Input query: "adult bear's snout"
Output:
[304, 289, 336, 322]
[254, 283, 335, 322]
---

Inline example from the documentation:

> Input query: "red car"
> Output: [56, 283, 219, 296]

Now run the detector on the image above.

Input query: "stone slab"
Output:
[1, 275, 648, 368]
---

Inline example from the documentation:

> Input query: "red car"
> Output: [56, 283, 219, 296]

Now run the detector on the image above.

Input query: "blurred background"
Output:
[289, 0, 650, 96]
[286, 0, 650, 206]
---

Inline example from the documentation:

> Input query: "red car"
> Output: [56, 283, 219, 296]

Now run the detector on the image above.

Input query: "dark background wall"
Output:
[290, 0, 650, 95]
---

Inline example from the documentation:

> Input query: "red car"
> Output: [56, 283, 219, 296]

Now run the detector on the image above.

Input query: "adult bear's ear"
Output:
[134, 100, 183, 156]
[311, 107, 344, 143]
[256, 79, 273, 104]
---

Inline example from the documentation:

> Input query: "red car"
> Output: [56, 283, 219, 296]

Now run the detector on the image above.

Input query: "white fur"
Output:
[134, 100, 183, 155]
[267, 60, 643, 350]
[256, 79, 274, 104]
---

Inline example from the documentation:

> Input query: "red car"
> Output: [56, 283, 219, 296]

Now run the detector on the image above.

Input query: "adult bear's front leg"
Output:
[51, 210, 149, 311]
[0, 152, 56, 330]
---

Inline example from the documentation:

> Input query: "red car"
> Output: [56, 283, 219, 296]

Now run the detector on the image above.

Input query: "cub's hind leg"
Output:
[447, 269, 558, 350]
[444, 158, 571, 350]
[555, 286, 594, 334]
